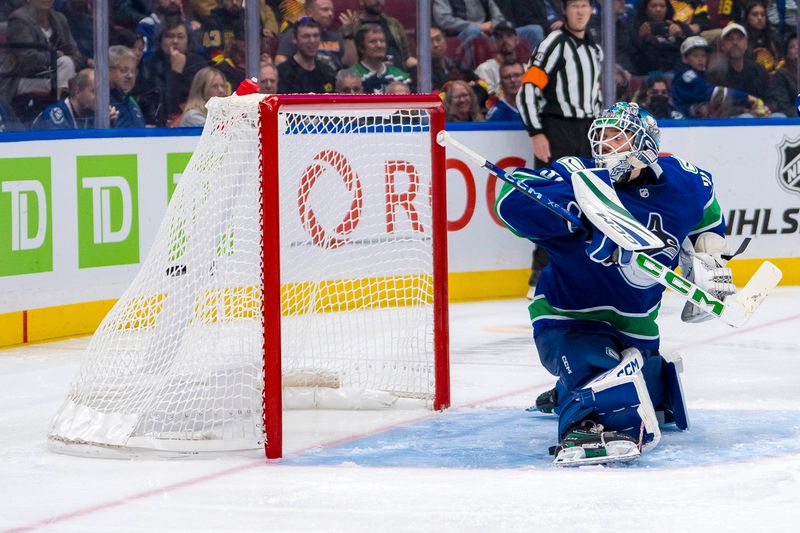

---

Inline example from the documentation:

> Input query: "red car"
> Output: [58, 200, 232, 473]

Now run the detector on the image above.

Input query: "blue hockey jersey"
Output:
[31, 100, 94, 130]
[494, 155, 726, 350]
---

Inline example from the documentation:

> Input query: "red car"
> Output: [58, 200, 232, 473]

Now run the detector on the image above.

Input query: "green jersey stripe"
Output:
[689, 194, 723, 236]
[529, 295, 661, 340]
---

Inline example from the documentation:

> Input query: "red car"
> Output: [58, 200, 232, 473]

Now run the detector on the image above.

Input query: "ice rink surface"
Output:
[2, 288, 799, 532]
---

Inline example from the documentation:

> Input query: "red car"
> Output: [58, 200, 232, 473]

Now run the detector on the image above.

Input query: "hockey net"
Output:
[47, 94, 449, 458]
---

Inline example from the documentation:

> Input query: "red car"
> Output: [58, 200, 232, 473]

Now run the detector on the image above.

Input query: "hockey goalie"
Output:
[494, 102, 742, 466]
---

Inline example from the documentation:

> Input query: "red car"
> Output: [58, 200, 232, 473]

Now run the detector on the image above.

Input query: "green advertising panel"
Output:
[167, 152, 192, 202]
[77, 154, 140, 268]
[0, 157, 53, 277]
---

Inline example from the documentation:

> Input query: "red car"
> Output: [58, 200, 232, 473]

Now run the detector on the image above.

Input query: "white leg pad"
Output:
[583, 348, 662, 450]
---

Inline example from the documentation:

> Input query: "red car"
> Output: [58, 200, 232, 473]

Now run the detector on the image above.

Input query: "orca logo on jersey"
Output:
[776, 135, 800, 197]
[617, 213, 679, 288]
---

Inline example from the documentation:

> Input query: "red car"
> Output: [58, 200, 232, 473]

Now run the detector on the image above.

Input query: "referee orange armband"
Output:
[522, 66, 548, 90]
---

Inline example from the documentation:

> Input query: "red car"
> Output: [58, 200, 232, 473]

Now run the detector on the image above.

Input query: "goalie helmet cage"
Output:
[47, 93, 450, 460]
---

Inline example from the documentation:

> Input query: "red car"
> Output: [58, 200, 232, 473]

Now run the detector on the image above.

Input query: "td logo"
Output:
[166, 152, 192, 202]
[0, 158, 53, 276]
[77, 155, 139, 268]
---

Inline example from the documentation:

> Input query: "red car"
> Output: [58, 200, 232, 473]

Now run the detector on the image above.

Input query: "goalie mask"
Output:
[588, 102, 660, 183]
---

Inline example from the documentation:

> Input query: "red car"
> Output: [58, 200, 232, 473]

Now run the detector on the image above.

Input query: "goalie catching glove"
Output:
[679, 232, 736, 323]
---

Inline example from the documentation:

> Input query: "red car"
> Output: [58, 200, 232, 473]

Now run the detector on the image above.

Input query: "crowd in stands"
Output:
[1, 0, 799, 132]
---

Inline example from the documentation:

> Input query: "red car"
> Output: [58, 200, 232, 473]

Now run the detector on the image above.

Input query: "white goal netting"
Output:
[47, 94, 444, 457]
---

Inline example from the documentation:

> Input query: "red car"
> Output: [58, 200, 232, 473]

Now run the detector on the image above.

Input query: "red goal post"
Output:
[260, 94, 450, 458]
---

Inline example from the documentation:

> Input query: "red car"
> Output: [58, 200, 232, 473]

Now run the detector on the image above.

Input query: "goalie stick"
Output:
[436, 131, 782, 328]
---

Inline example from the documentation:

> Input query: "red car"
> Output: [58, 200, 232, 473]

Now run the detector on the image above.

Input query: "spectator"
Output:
[211, 25, 247, 87]
[0, 0, 26, 22]
[705, 0, 741, 43]
[137, 0, 186, 59]
[275, 0, 305, 29]
[501, 1, 549, 52]
[0, 97, 24, 131]
[707, 22, 772, 114]
[632, 0, 693, 74]
[486, 61, 524, 122]
[335, 68, 364, 94]
[137, 16, 208, 126]
[670, 0, 711, 35]
[189, 0, 219, 21]
[339, 0, 415, 70]
[671, 34, 760, 117]
[202, 0, 267, 67]
[432, 0, 506, 68]
[192, 0, 279, 35]
[110, 27, 146, 64]
[179, 66, 228, 126]
[352, 23, 410, 94]
[385, 80, 412, 94]
[430, 25, 452, 89]
[201, 0, 241, 56]
[425, 25, 473, 91]
[276, 17, 336, 94]
[112, 0, 149, 30]
[742, 0, 783, 72]
[766, 36, 798, 116]
[109, 45, 146, 128]
[632, 75, 684, 118]
[275, 0, 352, 70]
[518, 0, 601, 294]
[767, 0, 796, 38]
[258, 61, 279, 94]
[444, 79, 485, 121]
[475, 21, 520, 95]
[60, 0, 93, 59]
[1, 0, 86, 102]
[32, 67, 100, 129]
[588, 0, 639, 74]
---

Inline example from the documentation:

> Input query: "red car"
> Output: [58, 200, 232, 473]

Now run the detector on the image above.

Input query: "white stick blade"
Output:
[720, 261, 783, 327]
[572, 169, 664, 251]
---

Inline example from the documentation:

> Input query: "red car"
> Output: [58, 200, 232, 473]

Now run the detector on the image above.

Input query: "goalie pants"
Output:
[534, 322, 668, 440]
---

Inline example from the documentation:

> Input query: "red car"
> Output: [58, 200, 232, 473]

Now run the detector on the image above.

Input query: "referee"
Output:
[516, 0, 602, 294]
[517, 0, 602, 167]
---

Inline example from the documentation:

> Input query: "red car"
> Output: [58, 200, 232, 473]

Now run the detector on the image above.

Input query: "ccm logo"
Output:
[616, 357, 641, 377]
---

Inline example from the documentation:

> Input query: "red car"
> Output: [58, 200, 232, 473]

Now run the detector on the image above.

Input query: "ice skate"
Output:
[550, 420, 640, 467]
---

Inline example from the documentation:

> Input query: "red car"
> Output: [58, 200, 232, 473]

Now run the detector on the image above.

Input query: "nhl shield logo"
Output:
[777, 136, 800, 197]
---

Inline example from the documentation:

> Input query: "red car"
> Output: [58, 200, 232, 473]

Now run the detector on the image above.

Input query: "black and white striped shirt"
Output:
[517, 29, 603, 136]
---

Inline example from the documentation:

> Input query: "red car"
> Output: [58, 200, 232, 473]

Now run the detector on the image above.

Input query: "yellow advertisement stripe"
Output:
[0, 312, 24, 345]
[1, 260, 797, 348]
[26, 300, 116, 343]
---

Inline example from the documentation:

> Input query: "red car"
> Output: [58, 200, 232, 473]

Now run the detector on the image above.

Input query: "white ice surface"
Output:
[1, 288, 799, 532]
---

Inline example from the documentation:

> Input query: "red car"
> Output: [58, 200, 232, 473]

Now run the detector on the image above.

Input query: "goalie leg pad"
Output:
[658, 353, 689, 430]
[558, 348, 662, 450]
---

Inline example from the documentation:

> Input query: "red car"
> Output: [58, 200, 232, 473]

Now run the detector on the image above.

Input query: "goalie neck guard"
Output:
[588, 102, 660, 183]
